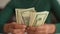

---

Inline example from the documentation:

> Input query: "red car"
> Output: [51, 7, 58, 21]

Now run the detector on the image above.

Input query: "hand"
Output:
[27, 24, 55, 34]
[4, 22, 26, 34]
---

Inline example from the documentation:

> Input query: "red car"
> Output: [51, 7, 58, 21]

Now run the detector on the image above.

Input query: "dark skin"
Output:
[4, 22, 55, 34]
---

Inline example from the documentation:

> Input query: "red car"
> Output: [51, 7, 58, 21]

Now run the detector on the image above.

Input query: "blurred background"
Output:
[0, 0, 10, 9]
[0, 0, 60, 8]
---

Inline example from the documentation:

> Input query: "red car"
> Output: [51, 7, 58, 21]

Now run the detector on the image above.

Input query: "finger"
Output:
[35, 31, 48, 34]
[4, 23, 12, 33]
[11, 23, 26, 29]
[11, 29, 25, 34]
[35, 26, 46, 31]
[27, 26, 36, 31]
[27, 32, 35, 34]
[36, 28, 46, 31]
[27, 31, 48, 34]
[11, 22, 26, 29]
[36, 25, 49, 34]
[13, 32, 24, 34]
[12, 31, 24, 34]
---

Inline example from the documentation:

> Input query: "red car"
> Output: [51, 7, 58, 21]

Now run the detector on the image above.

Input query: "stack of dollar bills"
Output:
[15, 8, 49, 26]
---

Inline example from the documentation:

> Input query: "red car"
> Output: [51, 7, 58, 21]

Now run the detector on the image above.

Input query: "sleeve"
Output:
[0, 0, 15, 33]
[50, 0, 60, 33]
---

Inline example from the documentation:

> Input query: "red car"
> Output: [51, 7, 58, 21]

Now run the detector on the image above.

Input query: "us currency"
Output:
[31, 11, 49, 26]
[15, 8, 36, 26]
[15, 9, 24, 24]
[29, 12, 36, 26]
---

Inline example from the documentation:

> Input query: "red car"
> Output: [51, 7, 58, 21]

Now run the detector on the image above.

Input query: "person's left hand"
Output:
[27, 24, 55, 34]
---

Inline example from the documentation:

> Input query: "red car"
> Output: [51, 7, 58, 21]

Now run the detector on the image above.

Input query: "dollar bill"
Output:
[15, 9, 24, 24]
[15, 8, 49, 26]
[15, 7, 36, 26]
[31, 11, 49, 26]
[29, 12, 36, 26]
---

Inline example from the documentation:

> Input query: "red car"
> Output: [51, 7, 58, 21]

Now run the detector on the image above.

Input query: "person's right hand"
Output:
[3, 22, 26, 34]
